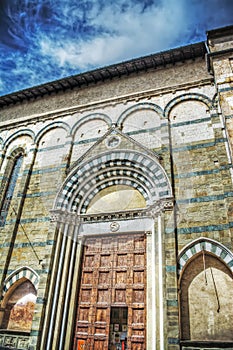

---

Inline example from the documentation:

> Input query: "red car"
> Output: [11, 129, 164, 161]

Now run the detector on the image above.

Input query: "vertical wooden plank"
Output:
[74, 233, 147, 349]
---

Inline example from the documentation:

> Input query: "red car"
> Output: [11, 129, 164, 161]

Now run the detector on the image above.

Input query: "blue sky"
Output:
[0, 0, 233, 96]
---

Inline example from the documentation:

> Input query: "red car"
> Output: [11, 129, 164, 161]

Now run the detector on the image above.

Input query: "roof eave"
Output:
[0, 41, 206, 108]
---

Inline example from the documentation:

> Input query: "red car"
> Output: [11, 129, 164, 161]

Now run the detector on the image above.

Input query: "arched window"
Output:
[179, 250, 233, 342]
[0, 151, 23, 226]
[1, 279, 37, 332]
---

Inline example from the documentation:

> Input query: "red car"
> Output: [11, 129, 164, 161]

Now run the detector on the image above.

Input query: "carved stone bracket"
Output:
[161, 198, 174, 211]
[147, 198, 174, 218]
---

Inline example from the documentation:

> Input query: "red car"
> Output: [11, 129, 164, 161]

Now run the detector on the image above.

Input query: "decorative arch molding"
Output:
[54, 149, 172, 214]
[48, 140, 173, 350]
[212, 92, 219, 109]
[8, 146, 26, 159]
[117, 102, 164, 128]
[71, 113, 112, 136]
[3, 129, 35, 150]
[35, 121, 71, 145]
[2, 267, 39, 296]
[178, 237, 233, 276]
[164, 93, 214, 119]
[74, 170, 150, 214]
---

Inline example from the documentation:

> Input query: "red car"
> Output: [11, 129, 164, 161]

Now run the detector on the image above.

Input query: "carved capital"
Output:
[50, 209, 81, 226]
[161, 198, 174, 211]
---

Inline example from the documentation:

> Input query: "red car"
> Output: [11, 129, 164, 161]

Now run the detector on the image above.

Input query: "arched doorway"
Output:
[74, 186, 148, 349]
[43, 131, 173, 350]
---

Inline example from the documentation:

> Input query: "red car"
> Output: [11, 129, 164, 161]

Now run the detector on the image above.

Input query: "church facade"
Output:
[0, 25, 232, 350]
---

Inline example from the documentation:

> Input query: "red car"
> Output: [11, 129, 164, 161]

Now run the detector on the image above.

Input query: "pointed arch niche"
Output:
[44, 144, 173, 350]
[0, 267, 39, 332]
[178, 238, 233, 343]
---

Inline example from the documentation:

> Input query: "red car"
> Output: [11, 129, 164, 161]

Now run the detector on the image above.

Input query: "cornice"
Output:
[0, 42, 206, 109]
[207, 24, 233, 40]
[50, 198, 174, 225]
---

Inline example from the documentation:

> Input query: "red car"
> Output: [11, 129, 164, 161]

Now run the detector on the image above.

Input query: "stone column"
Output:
[64, 235, 84, 349]
[157, 213, 165, 350]
[40, 219, 68, 350]
[146, 228, 156, 349]
[52, 222, 76, 349]
[41, 213, 84, 350]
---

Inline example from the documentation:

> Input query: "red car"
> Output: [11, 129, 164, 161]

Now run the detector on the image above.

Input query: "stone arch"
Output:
[117, 102, 164, 129]
[71, 113, 112, 136]
[49, 140, 172, 349]
[8, 147, 26, 158]
[3, 129, 35, 150]
[54, 149, 172, 214]
[2, 267, 39, 298]
[212, 92, 219, 109]
[178, 237, 233, 276]
[164, 93, 213, 119]
[75, 172, 150, 214]
[0, 146, 25, 185]
[35, 121, 71, 145]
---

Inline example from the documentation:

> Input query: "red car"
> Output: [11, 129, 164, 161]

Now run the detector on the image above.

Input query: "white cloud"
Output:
[1, 0, 233, 95]
[39, 0, 188, 70]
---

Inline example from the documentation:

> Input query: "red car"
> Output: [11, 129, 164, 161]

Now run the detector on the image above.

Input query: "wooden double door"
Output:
[74, 233, 147, 350]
